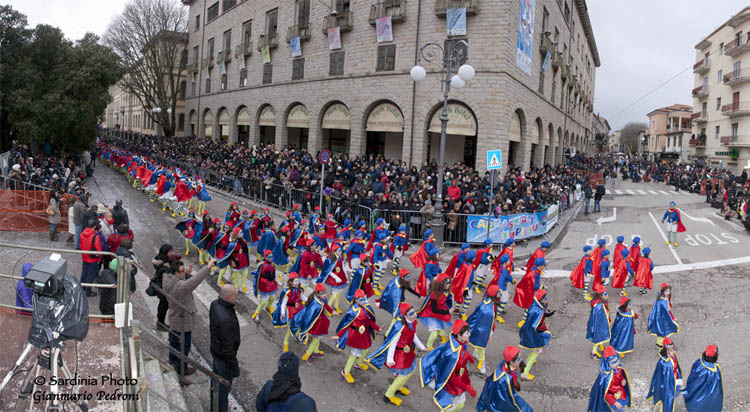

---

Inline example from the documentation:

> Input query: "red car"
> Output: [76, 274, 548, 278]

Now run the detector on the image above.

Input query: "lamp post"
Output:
[411, 37, 474, 247]
[151, 105, 173, 136]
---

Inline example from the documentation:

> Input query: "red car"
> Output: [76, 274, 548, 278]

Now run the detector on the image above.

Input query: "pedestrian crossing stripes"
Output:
[604, 188, 703, 197]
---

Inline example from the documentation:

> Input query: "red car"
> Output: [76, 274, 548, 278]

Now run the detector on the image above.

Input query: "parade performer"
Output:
[612, 236, 626, 274]
[197, 218, 222, 265]
[367, 217, 389, 251]
[210, 223, 233, 279]
[378, 268, 419, 331]
[260, 206, 273, 228]
[683, 345, 723, 412]
[476, 345, 534, 412]
[175, 211, 197, 256]
[467, 285, 502, 374]
[256, 220, 277, 259]
[587, 346, 631, 412]
[247, 210, 262, 246]
[332, 289, 380, 384]
[279, 211, 295, 234]
[418, 274, 453, 350]
[453, 250, 477, 319]
[647, 337, 684, 412]
[294, 238, 323, 298]
[391, 224, 409, 275]
[345, 253, 374, 303]
[319, 245, 347, 314]
[661, 201, 686, 247]
[339, 218, 353, 242]
[600, 250, 611, 286]
[409, 229, 438, 270]
[515, 258, 546, 328]
[500, 238, 516, 272]
[273, 272, 304, 352]
[225, 201, 241, 228]
[490, 254, 514, 324]
[419, 320, 477, 411]
[323, 214, 338, 244]
[291, 283, 333, 364]
[193, 212, 212, 264]
[634, 247, 654, 295]
[610, 297, 637, 357]
[196, 180, 211, 215]
[473, 239, 496, 294]
[591, 239, 606, 287]
[172, 176, 191, 217]
[629, 237, 641, 272]
[648, 283, 679, 349]
[372, 232, 394, 294]
[227, 227, 250, 293]
[271, 226, 291, 275]
[446, 243, 470, 279]
[611, 249, 634, 297]
[518, 289, 554, 381]
[251, 250, 278, 322]
[586, 285, 611, 359]
[366, 303, 426, 407]
[569, 246, 594, 300]
[523, 241, 550, 273]
[345, 230, 367, 272]
[415, 248, 441, 297]
[312, 225, 330, 255]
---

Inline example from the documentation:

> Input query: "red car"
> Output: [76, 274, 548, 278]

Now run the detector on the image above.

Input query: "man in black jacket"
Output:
[256, 352, 316, 412]
[594, 182, 605, 213]
[210, 285, 241, 412]
[112, 199, 129, 228]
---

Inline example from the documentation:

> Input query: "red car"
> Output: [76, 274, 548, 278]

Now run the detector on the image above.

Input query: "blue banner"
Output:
[515, 0, 535, 76]
[466, 209, 550, 243]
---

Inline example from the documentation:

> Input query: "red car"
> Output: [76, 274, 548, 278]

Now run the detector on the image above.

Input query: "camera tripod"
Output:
[0, 342, 87, 412]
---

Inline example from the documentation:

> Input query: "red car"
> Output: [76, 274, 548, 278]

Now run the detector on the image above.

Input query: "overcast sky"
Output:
[4, 0, 750, 131]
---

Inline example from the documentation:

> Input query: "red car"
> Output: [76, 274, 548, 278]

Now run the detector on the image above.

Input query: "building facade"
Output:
[103, 83, 188, 137]
[691, 6, 750, 171]
[646, 104, 692, 163]
[182, 0, 600, 171]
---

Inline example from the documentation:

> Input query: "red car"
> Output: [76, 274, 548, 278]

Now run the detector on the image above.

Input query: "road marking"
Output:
[543, 255, 750, 278]
[596, 207, 617, 226]
[648, 190, 658, 195]
[713, 212, 745, 230]
[195, 281, 250, 328]
[637, 190, 646, 195]
[658, 190, 669, 195]
[626, 189, 635, 195]
[606, 189, 612, 195]
[669, 190, 679, 195]
[615, 190, 623, 195]
[679, 209, 715, 225]
[648, 212, 684, 265]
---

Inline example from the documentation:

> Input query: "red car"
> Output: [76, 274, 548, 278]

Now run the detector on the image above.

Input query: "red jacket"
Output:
[605, 368, 627, 406]
[309, 302, 333, 336]
[80, 228, 102, 263]
[106, 229, 134, 253]
[337, 307, 379, 350]
[392, 321, 419, 369]
[258, 262, 278, 294]
[419, 292, 451, 322]
[445, 342, 475, 396]
[299, 251, 323, 279]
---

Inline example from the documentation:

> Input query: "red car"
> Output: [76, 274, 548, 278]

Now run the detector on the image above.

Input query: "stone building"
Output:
[646, 104, 692, 163]
[182, 0, 600, 171]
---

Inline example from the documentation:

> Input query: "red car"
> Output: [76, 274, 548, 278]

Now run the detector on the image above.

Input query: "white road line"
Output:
[626, 189, 635, 195]
[543, 255, 750, 278]
[606, 189, 612, 195]
[637, 190, 646, 195]
[669, 190, 679, 195]
[658, 190, 669, 195]
[713, 212, 745, 230]
[648, 212, 683, 265]
[615, 190, 623, 195]
[648, 190, 658, 195]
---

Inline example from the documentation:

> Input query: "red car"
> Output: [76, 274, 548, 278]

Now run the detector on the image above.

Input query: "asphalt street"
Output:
[1, 166, 748, 412]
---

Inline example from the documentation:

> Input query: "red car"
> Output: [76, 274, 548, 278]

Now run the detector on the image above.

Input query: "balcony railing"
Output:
[217, 50, 232, 63]
[235, 42, 253, 57]
[257, 33, 279, 51]
[720, 135, 750, 147]
[723, 38, 750, 56]
[369, 0, 407, 25]
[689, 137, 707, 147]
[286, 24, 312, 42]
[539, 31, 554, 54]
[201, 55, 214, 69]
[666, 126, 690, 133]
[322, 11, 354, 34]
[434, 0, 480, 16]
[186, 61, 199, 73]
[691, 85, 709, 98]
[691, 111, 708, 123]
[693, 58, 710, 74]
[721, 102, 750, 117]
[551, 50, 564, 69]
[723, 69, 750, 85]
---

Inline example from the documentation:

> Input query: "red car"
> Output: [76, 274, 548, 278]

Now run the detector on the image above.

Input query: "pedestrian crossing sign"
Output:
[487, 150, 502, 170]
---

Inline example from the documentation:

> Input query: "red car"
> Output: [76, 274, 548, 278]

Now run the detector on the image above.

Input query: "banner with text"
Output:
[466, 207, 553, 243]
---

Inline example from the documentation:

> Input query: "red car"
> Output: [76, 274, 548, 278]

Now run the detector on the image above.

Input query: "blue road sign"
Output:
[486, 150, 502, 170]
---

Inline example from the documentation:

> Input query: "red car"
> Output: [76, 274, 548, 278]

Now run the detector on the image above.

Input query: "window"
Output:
[296, 0, 311, 26]
[564, 2, 570, 24]
[192, 46, 199, 64]
[376, 45, 396, 71]
[334, 0, 351, 13]
[733, 60, 741, 76]
[719, 42, 724, 55]
[207, 2, 219, 21]
[266, 9, 278, 36]
[239, 69, 248, 87]
[195, 15, 200, 31]
[678, 136, 682, 147]
[542, 7, 549, 32]
[223, 0, 237, 11]
[702, 102, 707, 115]
[180, 81, 186, 99]
[330, 51, 345, 76]
[702, 76, 707, 89]
[205, 76, 211, 93]
[208, 38, 215, 58]
[191, 81, 196, 96]
[292, 58, 305, 80]
[538, 69, 545, 94]
[717, 69, 722, 84]
[220, 73, 227, 90]
[554, 27, 559, 43]
[178, 114, 185, 131]
[551, 76, 556, 102]
[717, 97, 721, 111]
[263, 64, 273, 84]
[223, 30, 232, 54]
[732, 123, 739, 138]
[715, 125, 720, 140]
[242, 20, 252, 45]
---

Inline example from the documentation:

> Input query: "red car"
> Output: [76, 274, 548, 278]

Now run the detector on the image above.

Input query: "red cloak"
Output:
[633, 257, 653, 290]
[512, 268, 535, 309]
[569, 256, 590, 289]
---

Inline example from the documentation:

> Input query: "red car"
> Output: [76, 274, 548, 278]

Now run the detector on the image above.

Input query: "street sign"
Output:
[486, 149, 502, 170]
[318, 149, 331, 164]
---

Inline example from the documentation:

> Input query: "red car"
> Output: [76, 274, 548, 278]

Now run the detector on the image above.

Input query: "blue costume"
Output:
[587, 348, 631, 412]
[271, 236, 289, 266]
[647, 352, 683, 412]
[419, 335, 470, 409]
[380, 276, 407, 318]
[467, 297, 498, 350]
[317, 254, 342, 285]
[518, 295, 551, 350]
[424, 260, 442, 281]
[610, 307, 636, 356]
[647, 294, 679, 338]
[684, 357, 723, 412]
[333, 302, 377, 350]
[366, 318, 420, 374]
[290, 293, 328, 343]
[345, 264, 370, 304]
[586, 298, 611, 346]
[600, 250, 611, 283]
[476, 363, 534, 412]
[272, 286, 301, 328]
[256, 228, 276, 257]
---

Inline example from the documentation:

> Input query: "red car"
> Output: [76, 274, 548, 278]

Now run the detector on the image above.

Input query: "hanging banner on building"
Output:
[220, 60, 226, 75]
[261, 45, 271, 64]
[290, 36, 302, 57]
[466, 207, 551, 243]
[376, 16, 393, 43]
[516, 0, 535, 76]
[541, 50, 551, 72]
[203, 68, 210, 80]
[328, 26, 341, 50]
[238, 54, 246, 70]
[446, 8, 466, 36]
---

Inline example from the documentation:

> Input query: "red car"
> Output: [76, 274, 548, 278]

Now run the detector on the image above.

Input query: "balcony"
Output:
[693, 58, 710, 74]
[186, 61, 199, 73]
[217, 50, 232, 63]
[561, 64, 571, 80]
[723, 69, 750, 86]
[369, 0, 407, 25]
[691, 85, 709, 98]
[434, 0, 480, 16]
[689, 136, 707, 148]
[286, 24, 312, 42]
[721, 102, 750, 117]
[724, 38, 750, 56]
[201, 55, 214, 69]
[551, 50, 564, 69]
[322, 11, 354, 34]
[666, 126, 690, 134]
[235, 42, 253, 57]
[720, 135, 750, 147]
[691, 111, 708, 124]
[257, 33, 279, 51]
[539, 31, 554, 54]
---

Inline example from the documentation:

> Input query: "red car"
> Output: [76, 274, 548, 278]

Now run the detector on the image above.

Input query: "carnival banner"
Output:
[515, 0, 535, 76]
[466, 207, 552, 243]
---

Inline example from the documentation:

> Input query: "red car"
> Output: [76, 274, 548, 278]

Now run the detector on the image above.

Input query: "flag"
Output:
[290, 36, 302, 57]
[220, 60, 226, 75]
[375, 16, 393, 43]
[447, 8, 466, 36]
[328, 26, 341, 50]
[541, 50, 551, 71]
[261, 45, 271, 64]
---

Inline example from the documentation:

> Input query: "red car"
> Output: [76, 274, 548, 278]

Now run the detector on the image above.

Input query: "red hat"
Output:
[281, 226, 289, 233]
[705, 345, 718, 357]
[288, 272, 299, 279]
[314, 284, 325, 293]
[594, 284, 607, 295]
[293, 203, 300, 209]
[304, 238, 315, 247]
[250, 210, 257, 215]
[314, 206, 320, 211]
[619, 296, 630, 306]
[264, 207, 270, 211]
[603, 346, 616, 358]
[360, 253, 371, 261]
[242, 209, 249, 214]
[286, 211, 292, 217]
[231, 201, 237, 206]
[487, 285, 500, 297]
[503, 346, 520, 362]
[663, 337, 673, 346]
[399, 303, 413, 317]
[354, 289, 365, 299]
[661, 282, 670, 289]
[301, 219, 307, 224]
[263, 250, 273, 257]
[203, 211, 210, 215]
[398, 268, 411, 279]
[437, 273, 451, 283]
[213, 218, 221, 224]
[331, 244, 341, 253]
[534, 289, 548, 301]
[452, 319, 468, 336]
[232, 227, 241, 235]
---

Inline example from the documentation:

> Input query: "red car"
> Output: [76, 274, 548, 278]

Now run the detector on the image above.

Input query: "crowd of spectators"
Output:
[4, 140, 91, 194]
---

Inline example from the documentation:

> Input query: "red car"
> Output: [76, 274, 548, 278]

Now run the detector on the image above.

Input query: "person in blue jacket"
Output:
[15, 263, 34, 315]
[609, 297, 638, 357]
[255, 352, 317, 412]
[518, 289, 554, 381]
[476, 345, 534, 412]
[345, 230, 367, 271]
[586, 284, 611, 359]
[256, 220, 277, 260]
[494, 254, 515, 324]
[683, 345, 723, 412]
[467, 285, 502, 374]
[647, 337, 684, 412]
[391, 224, 410, 275]
[372, 231, 394, 294]
[599, 249, 611, 286]
[587, 345, 631, 412]
[647, 282, 679, 349]
[378, 268, 419, 331]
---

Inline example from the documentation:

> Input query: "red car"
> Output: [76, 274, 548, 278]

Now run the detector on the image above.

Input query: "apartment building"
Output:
[182, 0, 600, 171]
[646, 104, 692, 163]
[691, 6, 750, 171]
[103, 83, 188, 137]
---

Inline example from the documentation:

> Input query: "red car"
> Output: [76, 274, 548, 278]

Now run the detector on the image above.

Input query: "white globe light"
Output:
[410, 65, 426, 82]
[167, 107, 173, 114]
[458, 64, 475, 81]
[451, 75, 465, 89]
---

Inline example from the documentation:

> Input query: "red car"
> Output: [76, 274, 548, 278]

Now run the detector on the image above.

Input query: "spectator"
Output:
[79, 218, 102, 297]
[152, 244, 178, 331]
[73, 194, 87, 249]
[420, 199, 435, 228]
[256, 352, 317, 412]
[112, 199, 129, 228]
[15, 263, 34, 315]
[584, 182, 593, 215]
[210, 285, 241, 412]
[48, 189, 63, 242]
[163, 258, 216, 376]
[107, 224, 134, 253]
[108, 237, 137, 293]
[594, 182, 605, 213]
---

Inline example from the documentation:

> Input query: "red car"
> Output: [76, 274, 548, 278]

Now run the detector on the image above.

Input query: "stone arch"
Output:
[531, 117, 544, 168]
[319, 100, 352, 155]
[362, 99, 406, 161]
[202, 108, 213, 139]
[424, 100, 479, 168]
[507, 108, 527, 169]
[188, 110, 197, 136]
[256, 104, 277, 146]
[217, 107, 230, 142]
[284, 102, 310, 150]
[235, 105, 251, 145]
[546, 122, 555, 165]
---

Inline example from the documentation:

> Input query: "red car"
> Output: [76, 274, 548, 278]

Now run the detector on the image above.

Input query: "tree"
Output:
[0, 5, 31, 149]
[619, 121, 647, 154]
[104, 0, 188, 137]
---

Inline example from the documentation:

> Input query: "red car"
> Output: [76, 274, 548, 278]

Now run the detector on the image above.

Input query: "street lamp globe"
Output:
[458, 64, 475, 82]
[153, 107, 162, 113]
[450, 75, 465, 89]
[410, 65, 426, 82]
[167, 107, 172, 114]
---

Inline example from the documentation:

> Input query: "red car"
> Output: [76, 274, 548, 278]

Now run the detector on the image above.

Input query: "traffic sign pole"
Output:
[486, 169, 495, 241]
[320, 163, 325, 213]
